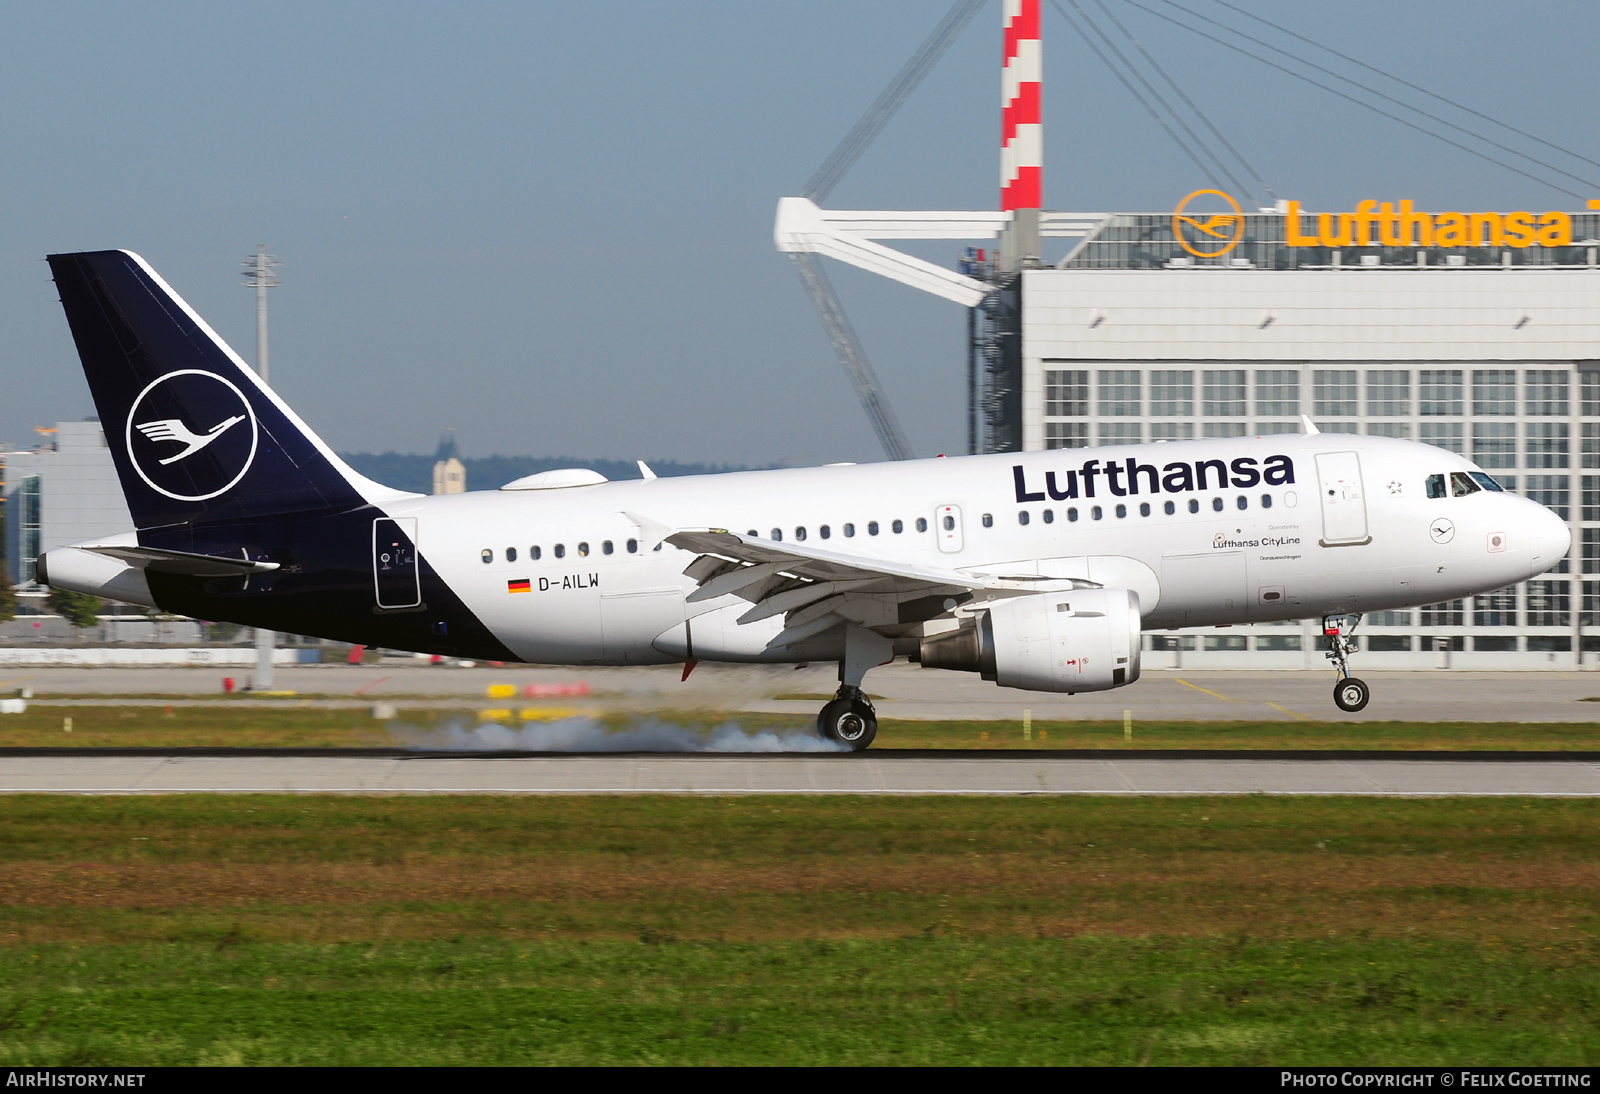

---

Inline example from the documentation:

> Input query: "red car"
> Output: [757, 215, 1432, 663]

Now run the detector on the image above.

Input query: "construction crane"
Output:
[791, 0, 988, 462]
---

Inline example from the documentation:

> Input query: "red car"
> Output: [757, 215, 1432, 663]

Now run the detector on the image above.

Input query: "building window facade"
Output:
[1473, 422, 1517, 468]
[1526, 369, 1569, 416]
[19, 477, 40, 585]
[1045, 421, 1088, 449]
[1202, 370, 1246, 417]
[1420, 370, 1464, 416]
[1255, 370, 1299, 417]
[1097, 370, 1141, 416]
[1526, 422, 1570, 467]
[1149, 370, 1193, 416]
[1027, 360, 1586, 664]
[1044, 369, 1089, 417]
[1421, 422, 1464, 454]
[1474, 370, 1516, 415]
[1366, 370, 1410, 416]
[1313, 370, 1358, 417]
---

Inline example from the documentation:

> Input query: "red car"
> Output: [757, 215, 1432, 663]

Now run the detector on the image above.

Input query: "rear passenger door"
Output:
[373, 517, 421, 609]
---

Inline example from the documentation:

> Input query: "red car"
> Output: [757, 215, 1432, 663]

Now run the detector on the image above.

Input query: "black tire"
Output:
[1333, 677, 1370, 713]
[818, 697, 877, 751]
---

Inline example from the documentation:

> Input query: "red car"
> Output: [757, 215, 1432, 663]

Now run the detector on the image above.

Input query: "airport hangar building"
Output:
[780, 196, 1600, 669]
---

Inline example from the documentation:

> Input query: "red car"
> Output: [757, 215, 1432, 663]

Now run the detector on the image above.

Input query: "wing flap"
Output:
[662, 527, 1114, 647]
[666, 528, 988, 592]
[664, 527, 988, 642]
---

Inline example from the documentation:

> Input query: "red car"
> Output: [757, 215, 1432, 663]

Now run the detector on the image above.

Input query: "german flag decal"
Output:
[507, 578, 531, 594]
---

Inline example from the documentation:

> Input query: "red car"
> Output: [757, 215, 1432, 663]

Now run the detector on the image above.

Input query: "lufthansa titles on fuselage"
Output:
[1013, 454, 1295, 504]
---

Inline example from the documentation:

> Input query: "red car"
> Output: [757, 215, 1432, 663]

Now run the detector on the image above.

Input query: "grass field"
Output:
[0, 795, 1595, 1065]
[2, 704, 1600, 751]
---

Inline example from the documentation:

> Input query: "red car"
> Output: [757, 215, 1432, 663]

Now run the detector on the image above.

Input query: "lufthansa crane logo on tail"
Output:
[125, 369, 258, 502]
[135, 414, 246, 465]
[1173, 189, 1244, 258]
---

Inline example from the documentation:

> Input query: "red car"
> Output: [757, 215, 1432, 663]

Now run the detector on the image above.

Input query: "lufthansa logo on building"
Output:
[1173, 189, 1244, 258]
[125, 369, 259, 502]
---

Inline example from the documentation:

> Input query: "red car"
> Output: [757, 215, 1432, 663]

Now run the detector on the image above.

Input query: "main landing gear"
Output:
[1323, 613, 1371, 713]
[818, 624, 891, 751]
[818, 685, 877, 750]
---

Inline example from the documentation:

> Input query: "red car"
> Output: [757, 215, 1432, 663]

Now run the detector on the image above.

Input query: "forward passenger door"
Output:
[1315, 451, 1370, 546]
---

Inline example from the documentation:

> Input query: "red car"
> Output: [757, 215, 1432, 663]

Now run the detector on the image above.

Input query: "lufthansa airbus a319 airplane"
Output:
[38, 250, 1571, 749]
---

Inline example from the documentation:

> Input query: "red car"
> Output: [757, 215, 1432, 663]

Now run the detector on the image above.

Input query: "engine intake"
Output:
[916, 588, 1141, 693]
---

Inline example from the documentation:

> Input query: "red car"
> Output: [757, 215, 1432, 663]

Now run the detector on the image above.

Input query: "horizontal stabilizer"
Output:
[77, 544, 279, 577]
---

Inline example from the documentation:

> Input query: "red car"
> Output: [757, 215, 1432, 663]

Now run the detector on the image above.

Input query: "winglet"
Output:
[637, 460, 658, 480]
[1301, 414, 1320, 435]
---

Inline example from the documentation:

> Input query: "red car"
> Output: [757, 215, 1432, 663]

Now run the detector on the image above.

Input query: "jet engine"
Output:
[915, 587, 1141, 693]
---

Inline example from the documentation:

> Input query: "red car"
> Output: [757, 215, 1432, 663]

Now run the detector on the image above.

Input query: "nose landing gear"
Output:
[1324, 613, 1370, 712]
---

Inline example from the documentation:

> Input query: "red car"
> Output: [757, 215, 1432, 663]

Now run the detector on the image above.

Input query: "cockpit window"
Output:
[1469, 471, 1505, 492]
[1425, 474, 1447, 499]
[1450, 471, 1481, 497]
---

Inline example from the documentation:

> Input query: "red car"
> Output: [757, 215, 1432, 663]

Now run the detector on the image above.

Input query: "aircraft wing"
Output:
[661, 526, 1089, 648]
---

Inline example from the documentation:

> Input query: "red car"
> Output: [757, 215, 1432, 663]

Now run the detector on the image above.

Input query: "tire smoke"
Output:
[395, 714, 849, 753]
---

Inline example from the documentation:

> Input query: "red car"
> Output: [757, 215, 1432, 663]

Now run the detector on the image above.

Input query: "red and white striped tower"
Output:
[1000, 0, 1041, 213]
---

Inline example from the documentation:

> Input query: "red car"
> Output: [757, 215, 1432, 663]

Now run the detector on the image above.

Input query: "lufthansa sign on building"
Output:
[1173, 189, 1244, 257]
[1174, 190, 1588, 253]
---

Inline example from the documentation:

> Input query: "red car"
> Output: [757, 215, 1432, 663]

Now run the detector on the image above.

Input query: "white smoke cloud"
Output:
[396, 714, 848, 754]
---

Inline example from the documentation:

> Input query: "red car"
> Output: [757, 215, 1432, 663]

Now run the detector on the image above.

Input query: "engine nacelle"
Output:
[917, 588, 1141, 693]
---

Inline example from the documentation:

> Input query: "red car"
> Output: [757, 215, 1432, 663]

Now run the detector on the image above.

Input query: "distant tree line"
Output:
[339, 453, 772, 495]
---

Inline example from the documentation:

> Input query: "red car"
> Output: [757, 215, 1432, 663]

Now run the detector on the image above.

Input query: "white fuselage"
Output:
[378, 433, 1569, 666]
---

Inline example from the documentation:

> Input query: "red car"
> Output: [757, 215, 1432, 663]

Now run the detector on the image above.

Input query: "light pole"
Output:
[243, 245, 280, 689]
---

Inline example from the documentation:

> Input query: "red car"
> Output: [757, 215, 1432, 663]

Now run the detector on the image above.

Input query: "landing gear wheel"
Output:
[1322, 614, 1368, 714]
[818, 695, 877, 751]
[1333, 677, 1370, 713]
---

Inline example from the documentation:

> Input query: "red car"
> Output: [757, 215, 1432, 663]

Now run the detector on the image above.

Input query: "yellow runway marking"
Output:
[0, 675, 36, 689]
[1265, 701, 1312, 722]
[1174, 678, 1237, 702]
[1176, 679, 1311, 720]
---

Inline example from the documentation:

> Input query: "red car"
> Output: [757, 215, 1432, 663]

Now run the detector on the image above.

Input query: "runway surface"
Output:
[3, 752, 1597, 796]
[8, 662, 1600, 722]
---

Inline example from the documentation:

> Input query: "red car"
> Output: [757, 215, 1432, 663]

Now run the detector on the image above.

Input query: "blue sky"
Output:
[3, 1, 1597, 466]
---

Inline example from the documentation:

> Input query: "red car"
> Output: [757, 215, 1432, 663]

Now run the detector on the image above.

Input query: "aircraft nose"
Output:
[1526, 503, 1571, 577]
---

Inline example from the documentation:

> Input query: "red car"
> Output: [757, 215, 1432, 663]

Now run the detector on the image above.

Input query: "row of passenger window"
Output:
[756, 518, 928, 542]
[481, 538, 640, 564]
[1026, 494, 1278, 522]
[483, 493, 1287, 561]
[758, 495, 1281, 543]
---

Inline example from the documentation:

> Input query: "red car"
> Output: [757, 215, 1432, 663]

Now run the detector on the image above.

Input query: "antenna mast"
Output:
[241, 244, 281, 690]
[242, 245, 280, 385]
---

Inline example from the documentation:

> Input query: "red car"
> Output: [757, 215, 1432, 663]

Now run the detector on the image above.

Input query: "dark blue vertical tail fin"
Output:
[46, 249, 411, 530]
